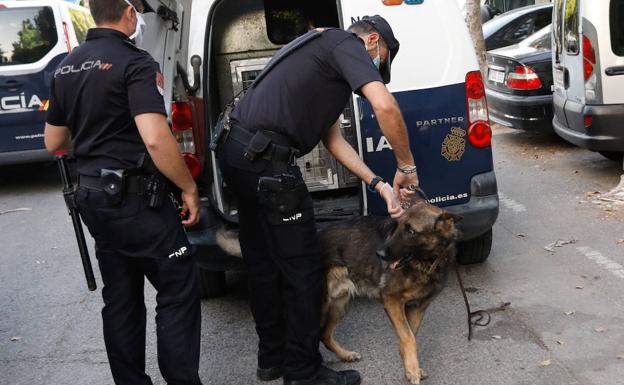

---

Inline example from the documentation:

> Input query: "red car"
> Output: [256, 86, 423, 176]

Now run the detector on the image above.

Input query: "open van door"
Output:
[0, 1, 66, 164]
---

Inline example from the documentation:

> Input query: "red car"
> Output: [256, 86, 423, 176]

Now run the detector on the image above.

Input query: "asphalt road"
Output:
[2, 125, 624, 385]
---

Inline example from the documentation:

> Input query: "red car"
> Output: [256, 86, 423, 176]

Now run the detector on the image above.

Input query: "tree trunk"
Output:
[465, 0, 488, 79]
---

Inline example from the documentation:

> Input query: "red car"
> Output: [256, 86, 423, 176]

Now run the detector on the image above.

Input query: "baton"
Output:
[55, 153, 97, 291]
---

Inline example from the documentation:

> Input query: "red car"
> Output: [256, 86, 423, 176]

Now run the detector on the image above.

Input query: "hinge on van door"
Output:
[157, 6, 179, 32]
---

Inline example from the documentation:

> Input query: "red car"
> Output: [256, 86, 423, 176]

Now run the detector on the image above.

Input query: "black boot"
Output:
[258, 366, 284, 381]
[283, 366, 361, 385]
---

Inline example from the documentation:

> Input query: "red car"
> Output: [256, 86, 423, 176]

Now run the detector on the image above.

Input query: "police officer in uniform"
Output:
[216, 16, 418, 385]
[44, 1, 203, 384]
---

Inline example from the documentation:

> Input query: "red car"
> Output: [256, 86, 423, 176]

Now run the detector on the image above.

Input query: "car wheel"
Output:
[198, 269, 227, 299]
[598, 151, 624, 162]
[457, 229, 493, 265]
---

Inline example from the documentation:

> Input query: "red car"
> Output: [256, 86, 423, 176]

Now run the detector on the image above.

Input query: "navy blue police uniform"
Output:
[217, 28, 385, 382]
[46, 28, 202, 385]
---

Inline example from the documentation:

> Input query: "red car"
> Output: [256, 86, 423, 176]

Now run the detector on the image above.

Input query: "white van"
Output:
[552, 0, 624, 160]
[155, 0, 500, 297]
[0, 0, 94, 165]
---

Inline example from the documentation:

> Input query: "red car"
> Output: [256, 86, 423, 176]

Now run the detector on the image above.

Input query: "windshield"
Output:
[521, 25, 552, 49]
[0, 6, 58, 66]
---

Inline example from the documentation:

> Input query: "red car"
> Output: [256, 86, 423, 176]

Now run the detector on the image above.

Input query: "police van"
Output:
[139, 0, 499, 297]
[552, 0, 624, 161]
[0, 0, 94, 165]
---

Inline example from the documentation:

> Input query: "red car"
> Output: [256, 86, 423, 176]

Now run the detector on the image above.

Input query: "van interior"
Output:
[206, 0, 364, 221]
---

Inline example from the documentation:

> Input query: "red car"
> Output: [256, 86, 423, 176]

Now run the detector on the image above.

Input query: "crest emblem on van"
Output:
[441, 127, 466, 161]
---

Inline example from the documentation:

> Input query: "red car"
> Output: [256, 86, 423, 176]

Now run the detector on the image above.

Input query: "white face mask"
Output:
[362, 38, 381, 70]
[123, 0, 146, 46]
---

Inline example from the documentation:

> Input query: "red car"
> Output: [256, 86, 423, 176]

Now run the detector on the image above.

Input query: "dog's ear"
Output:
[438, 211, 463, 223]
[381, 218, 399, 237]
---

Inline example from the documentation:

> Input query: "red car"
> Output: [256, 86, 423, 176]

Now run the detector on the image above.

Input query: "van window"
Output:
[563, 0, 579, 55]
[0, 6, 58, 66]
[69, 8, 95, 45]
[263, 0, 339, 45]
[611, 0, 624, 56]
[553, 0, 564, 60]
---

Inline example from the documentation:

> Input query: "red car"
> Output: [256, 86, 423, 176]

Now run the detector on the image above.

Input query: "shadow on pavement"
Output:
[0, 161, 63, 192]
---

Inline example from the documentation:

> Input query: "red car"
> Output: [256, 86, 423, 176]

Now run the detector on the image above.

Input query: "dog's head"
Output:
[376, 201, 462, 270]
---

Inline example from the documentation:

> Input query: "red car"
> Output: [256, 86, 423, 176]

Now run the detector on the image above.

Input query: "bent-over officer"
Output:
[215, 15, 418, 385]
[44, 1, 203, 384]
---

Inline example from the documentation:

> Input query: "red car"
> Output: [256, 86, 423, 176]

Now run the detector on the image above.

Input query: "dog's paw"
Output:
[419, 368, 428, 380]
[339, 351, 362, 362]
[405, 368, 422, 384]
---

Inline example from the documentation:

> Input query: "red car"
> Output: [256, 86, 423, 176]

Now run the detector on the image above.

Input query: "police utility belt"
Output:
[232, 125, 300, 165]
[78, 169, 168, 208]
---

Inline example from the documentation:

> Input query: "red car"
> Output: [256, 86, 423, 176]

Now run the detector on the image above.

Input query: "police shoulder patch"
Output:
[441, 127, 466, 162]
[156, 72, 165, 96]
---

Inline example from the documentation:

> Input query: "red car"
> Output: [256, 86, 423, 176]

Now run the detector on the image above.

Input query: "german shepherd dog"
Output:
[319, 199, 460, 384]
[216, 198, 460, 384]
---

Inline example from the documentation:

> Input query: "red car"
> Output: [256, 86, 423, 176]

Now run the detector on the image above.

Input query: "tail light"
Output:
[465, 71, 492, 149]
[583, 35, 596, 81]
[171, 101, 202, 178]
[584, 115, 593, 128]
[506, 66, 543, 90]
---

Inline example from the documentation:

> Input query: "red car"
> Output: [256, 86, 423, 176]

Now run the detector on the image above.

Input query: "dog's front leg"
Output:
[405, 301, 433, 381]
[384, 297, 422, 384]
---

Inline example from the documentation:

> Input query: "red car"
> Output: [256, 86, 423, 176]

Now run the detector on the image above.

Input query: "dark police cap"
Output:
[140, 0, 155, 13]
[361, 15, 400, 84]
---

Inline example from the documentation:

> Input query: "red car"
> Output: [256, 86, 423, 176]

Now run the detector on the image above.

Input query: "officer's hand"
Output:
[378, 182, 404, 218]
[393, 170, 419, 202]
[181, 186, 200, 227]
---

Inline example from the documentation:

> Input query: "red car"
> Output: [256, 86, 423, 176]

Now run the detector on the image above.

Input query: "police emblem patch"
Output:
[441, 127, 466, 161]
[156, 72, 164, 96]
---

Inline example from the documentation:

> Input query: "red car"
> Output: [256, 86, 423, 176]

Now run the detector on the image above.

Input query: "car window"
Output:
[564, 0, 580, 55]
[611, 0, 624, 56]
[534, 9, 552, 31]
[502, 15, 535, 44]
[553, 0, 564, 61]
[524, 26, 552, 49]
[0, 6, 58, 66]
[69, 8, 95, 45]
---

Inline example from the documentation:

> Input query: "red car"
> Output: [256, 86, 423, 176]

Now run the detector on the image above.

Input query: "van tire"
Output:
[457, 229, 493, 265]
[198, 269, 227, 299]
[598, 151, 624, 162]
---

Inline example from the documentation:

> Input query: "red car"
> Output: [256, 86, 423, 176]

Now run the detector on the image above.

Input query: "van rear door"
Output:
[339, 0, 493, 215]
[602, 0, 624, 105]
[0, 2, 66, 159]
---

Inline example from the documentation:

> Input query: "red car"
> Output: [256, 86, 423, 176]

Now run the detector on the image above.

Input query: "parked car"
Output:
[552, 0, 624, 162]
[485, 25, 554, 131]
[0, 0, 94, 166]
[483, 3, 552, 50]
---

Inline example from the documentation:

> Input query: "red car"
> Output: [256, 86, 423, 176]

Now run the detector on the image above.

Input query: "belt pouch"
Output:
[209, 115, 231, 152]
[244, 131, 271, 161]
[101, 169, 126, 207]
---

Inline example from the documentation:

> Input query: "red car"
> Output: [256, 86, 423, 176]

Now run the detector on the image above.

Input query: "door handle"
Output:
[0, 79, 22, 90]
[605, 66, 624, 76]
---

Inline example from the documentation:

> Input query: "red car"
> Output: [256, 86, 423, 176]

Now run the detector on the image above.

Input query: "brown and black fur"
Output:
[215, 199, 460, 384]
[319, 200, 461, 384]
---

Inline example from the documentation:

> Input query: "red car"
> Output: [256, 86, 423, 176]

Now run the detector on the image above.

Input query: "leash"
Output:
[454, 265, 490, 341]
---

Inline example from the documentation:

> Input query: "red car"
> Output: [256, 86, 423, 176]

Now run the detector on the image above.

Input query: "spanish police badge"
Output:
[156, 72, 165, 96]
[441, 127, 466, 161]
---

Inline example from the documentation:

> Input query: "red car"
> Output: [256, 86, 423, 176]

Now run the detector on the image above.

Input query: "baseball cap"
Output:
[140, 0, 155, 13]
[361, 15, 400, 84]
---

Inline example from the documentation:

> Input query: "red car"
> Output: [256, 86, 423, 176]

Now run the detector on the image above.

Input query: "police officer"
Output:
[43, 1, 203, 384]
[216, 16, 418, 385]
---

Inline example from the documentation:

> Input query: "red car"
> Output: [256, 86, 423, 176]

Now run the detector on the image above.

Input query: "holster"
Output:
[101, 169, 126, 206]
[258, 173, 304, 216]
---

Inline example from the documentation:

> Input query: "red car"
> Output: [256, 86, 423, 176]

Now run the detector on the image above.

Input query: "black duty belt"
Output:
[78, 174, 146, 194]
[228, 125, 299, 165]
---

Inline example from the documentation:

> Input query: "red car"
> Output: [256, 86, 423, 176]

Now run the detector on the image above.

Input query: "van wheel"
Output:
[457, 229, 493, 265]
[198, 269, 227, 299]
[599, 151, 624, 162]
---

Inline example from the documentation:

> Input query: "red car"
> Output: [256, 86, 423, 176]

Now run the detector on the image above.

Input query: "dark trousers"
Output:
[218, 140, 324, 381]
[76, 188, 203, 385]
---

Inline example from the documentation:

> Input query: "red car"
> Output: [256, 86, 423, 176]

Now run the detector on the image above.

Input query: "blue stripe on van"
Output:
[0, 53, 67, 153]
[360, 82, 495, 216]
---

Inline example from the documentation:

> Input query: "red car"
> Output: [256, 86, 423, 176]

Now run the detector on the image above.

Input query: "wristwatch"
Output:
[368, 176, 385, 193]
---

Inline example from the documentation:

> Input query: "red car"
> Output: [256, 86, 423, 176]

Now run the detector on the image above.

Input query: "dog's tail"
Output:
[216, 227, 243, 258]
